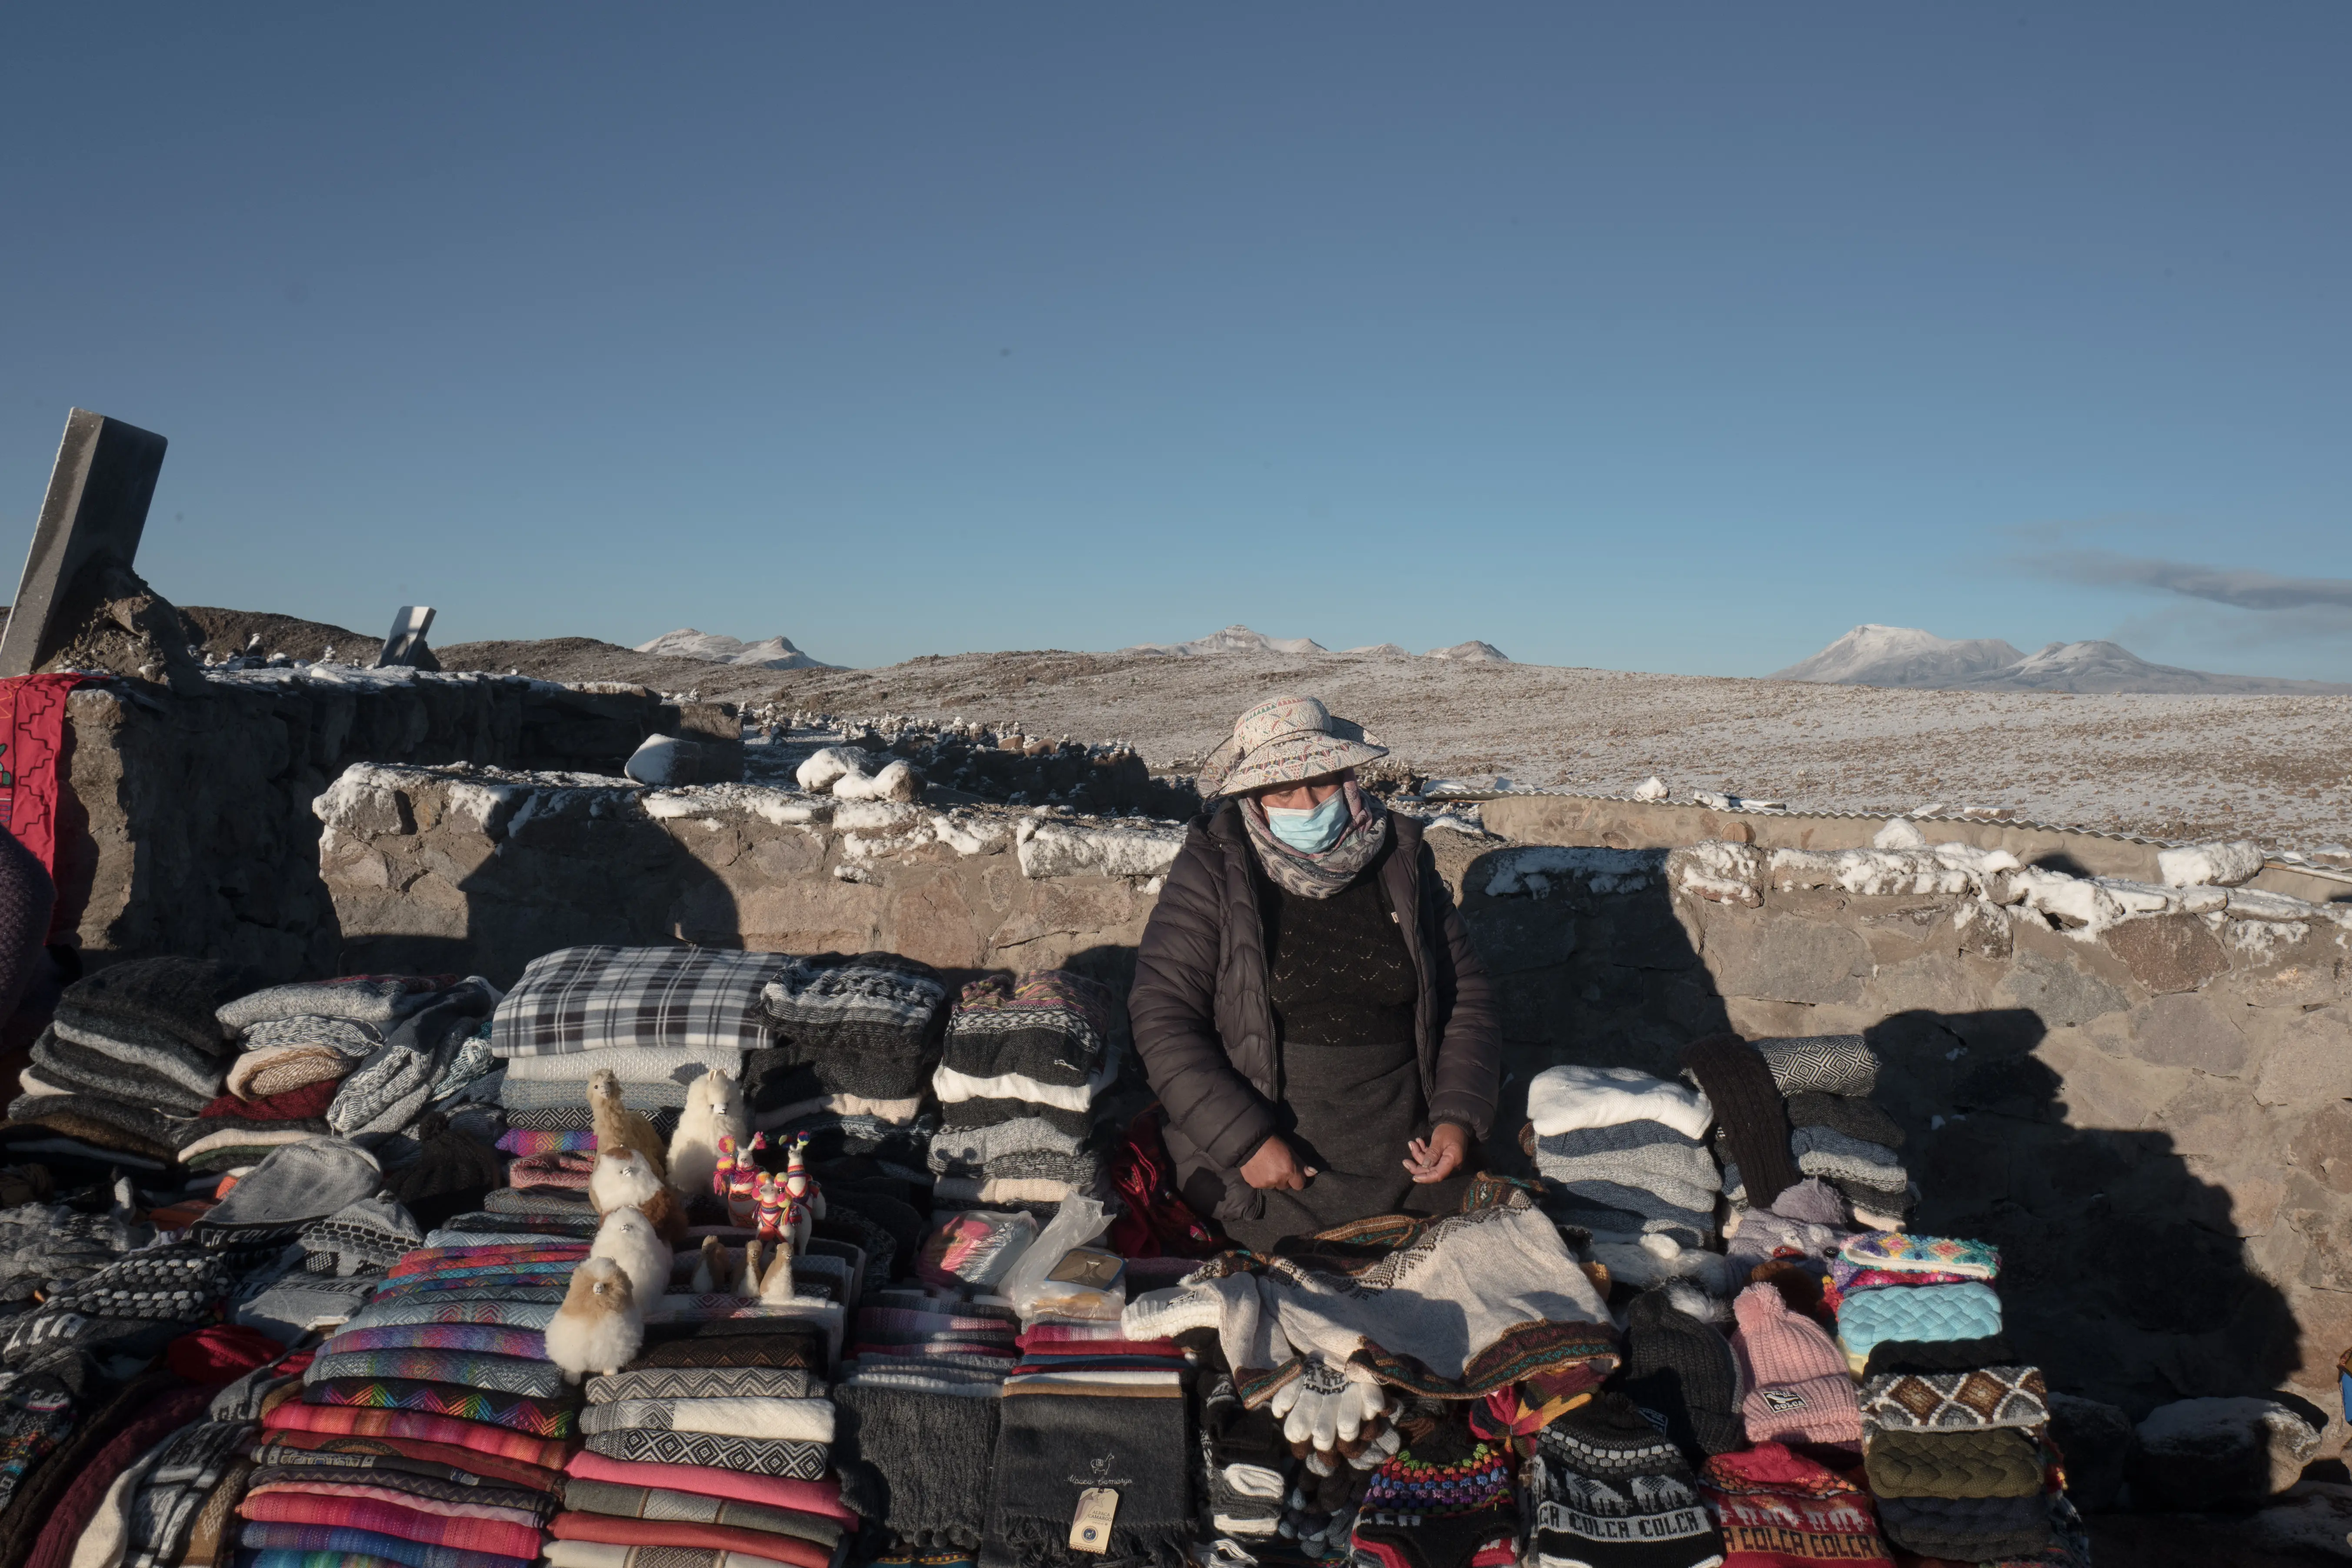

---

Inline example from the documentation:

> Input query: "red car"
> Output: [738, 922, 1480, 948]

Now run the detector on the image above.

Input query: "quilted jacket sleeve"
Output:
[1129, 832, 1280, 1171]
[1422, 841, 1501, 1138]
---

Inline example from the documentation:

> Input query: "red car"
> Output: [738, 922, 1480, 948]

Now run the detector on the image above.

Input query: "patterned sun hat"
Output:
[1198, 694, 1388, 798]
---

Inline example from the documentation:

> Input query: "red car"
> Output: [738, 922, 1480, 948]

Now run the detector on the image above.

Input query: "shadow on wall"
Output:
[1449, 844, 2296, 1418]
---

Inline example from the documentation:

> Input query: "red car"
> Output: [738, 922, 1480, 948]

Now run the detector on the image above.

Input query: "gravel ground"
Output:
[435, 639, 2352, 849]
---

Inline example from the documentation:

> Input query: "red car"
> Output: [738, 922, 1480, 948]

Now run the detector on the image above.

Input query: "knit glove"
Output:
[1271, 1356, 1388, 1450]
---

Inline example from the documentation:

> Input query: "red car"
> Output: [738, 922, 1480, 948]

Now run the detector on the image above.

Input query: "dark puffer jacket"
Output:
[1128, 803, 1500, 1223]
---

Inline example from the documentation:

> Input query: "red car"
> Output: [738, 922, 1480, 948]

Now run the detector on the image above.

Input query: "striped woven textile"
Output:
[322, 1323, 551, 1360]
[306, 1349, 570, 1399]
[247, 1475, 546, 1527]
[249, 1429, 563, 1495]
[547, 1511, 831, 1568]
[237, 1520, 535, 1568]
[304, 1377, 579, 1439]
[237, 1490, 543, 1558]
[261, 1399, 570, 1469]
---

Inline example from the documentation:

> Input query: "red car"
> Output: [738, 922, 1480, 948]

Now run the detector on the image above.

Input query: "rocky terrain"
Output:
[422, 632, 2352, 850]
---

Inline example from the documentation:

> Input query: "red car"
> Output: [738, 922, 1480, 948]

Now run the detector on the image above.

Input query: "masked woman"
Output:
[1129, 694, 1499, 1251]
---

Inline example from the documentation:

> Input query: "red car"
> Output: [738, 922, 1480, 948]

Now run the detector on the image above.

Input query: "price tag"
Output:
[1068, 1486, 1119, 1553]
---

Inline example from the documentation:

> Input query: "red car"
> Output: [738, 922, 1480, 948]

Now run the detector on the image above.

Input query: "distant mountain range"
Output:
[1774, 624, 2352, 694]
[1121, 625, 1510, 662]
[635, 629, 838, 670]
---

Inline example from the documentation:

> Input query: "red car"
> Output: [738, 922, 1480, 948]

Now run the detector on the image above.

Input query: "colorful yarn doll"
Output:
[783, 1132, 826, 1221]
[756, 1171, 785, 1240]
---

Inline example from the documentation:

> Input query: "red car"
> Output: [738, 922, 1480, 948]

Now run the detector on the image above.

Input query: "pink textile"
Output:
[561, 1449, 858, 1525]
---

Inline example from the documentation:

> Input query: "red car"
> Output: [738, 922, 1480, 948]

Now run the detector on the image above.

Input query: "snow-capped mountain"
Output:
[1771, 625, 2024, 687]
[1776, 625, 2351, 694]
[1425, 640, 1510, 663]
[635, 629, 837, 670]
[1120, 626, 1509, 662]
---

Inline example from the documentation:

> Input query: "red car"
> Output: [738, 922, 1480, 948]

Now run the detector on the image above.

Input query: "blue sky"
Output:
[3, 6, 2348, 677]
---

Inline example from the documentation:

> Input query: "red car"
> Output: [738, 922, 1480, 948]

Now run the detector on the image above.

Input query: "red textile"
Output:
[167, 1322, 287, 1384]
[254, 1425, 564, 1493]
[0, 674, 87, 935]
[200, 1076, 341, 1121]
[1106, 1106, 1222, 1258]
[561, 1450, 857, 1524]
[261, 1398, 570, 1470]
[549, 1511, 831, 1568]
[25, 1382, 211, 1568]
[389, 1245, 589, 1278]
[238, 1490, 544, 1558]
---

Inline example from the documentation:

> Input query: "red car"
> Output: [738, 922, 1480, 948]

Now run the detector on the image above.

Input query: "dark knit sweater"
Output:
[1261, 858, 1417, 1050]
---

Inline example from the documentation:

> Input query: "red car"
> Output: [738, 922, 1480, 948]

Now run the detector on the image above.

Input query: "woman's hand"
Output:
[1241, 1135, 1315, 1191]
[1403, 1121, 1470, 1184]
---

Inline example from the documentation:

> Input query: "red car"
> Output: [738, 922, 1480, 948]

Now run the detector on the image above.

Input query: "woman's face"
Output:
[1256, 773, 1347, 811]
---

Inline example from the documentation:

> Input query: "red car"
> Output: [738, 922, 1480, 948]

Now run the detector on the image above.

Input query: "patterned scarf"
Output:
[1238, 780, 1391, 900]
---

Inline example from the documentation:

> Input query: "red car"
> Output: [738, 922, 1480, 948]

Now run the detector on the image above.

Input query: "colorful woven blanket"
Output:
[304, 1377, 579, 1439]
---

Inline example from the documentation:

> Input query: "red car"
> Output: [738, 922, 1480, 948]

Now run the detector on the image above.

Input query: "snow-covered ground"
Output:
[439, 640, 2352, 849]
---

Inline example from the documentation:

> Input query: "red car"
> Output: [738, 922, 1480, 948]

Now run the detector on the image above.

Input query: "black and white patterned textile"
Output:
[1752, 1034, 1878, 1098]
[585, 1365, 825, 1404]
[582, 1425, 830, 1479]
[489, 946, 788, 1059]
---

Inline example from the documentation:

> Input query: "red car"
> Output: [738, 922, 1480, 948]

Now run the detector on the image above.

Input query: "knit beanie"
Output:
[386, 1112, 504, 1231]
[192, 1138, 382, 1242]
[1616, 1288, 1745, 1459]
[1679, 1034, 1799, 1209]
[1731, 1282, 1862, 1446]
[1532, 1393, 1725, 1568]
[1696, 1441, 1892, 1566]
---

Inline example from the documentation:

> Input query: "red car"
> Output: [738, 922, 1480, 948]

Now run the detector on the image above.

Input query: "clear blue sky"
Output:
[4, 6, 2348, 677]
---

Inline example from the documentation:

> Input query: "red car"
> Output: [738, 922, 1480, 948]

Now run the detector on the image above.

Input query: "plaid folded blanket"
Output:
[304, 1377, 579, 1439]
[491, 947, 787, 1059]
[308, 1349, 571, 1399]
[582, 1426, 829, 1480]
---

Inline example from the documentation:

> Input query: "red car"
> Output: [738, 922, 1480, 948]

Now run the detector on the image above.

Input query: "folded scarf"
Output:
[223, 1017, 377, 1073]
[30, 1026, 213, 1113]
[61, 956, 234, 1053]
[930, 1060, 1109, 1114]
[583, 1427, 828, 1479]
[1525, 1064, 1715, 1141]
[201, 1077, 343, 1121]
[261, 1399, 571, 1469]
[831, 1379, 1001, 1549]
[327, 1043, 439, 1139]
[927, 1117, 1090, 1174]
[509, 1151, 597, 1189]
[1858, 1366, 2048, 1433]
[237, 1523, 533, 1568]
[222, 977, 449, 1032]
[496, 1129, 597, 1156]
[178, 1122, 330, 1160]
[491, 947, 787, 1059]
[1679, 1034, 1799, 1210]
[499, 1047, 744, 1083]
[308, 1350, 572, 1399]
[1871, 1491, 2055, 1560]
[547, 1512, 828, 1568]
[1839, 1232, 2000, 1280]
[1828, 1258, 1975, 1294]
[1534, 1146, 1720, 1211]
[500, 1105, 683, 1137]
[1753, 1034, 1878, 1098]
[577, 1397, 834, 1442]
[1783, 1091, 1903, 1149]
[483, 1188, 594, 1218]
[558, 1478, 844, 1549]
[235, 1490, 542, 1558]
[1836, 1283, 2004, 1359]
[1863, 1426, 2044, 1500]
[585, 1367, 821, 1404]
[628, 1332, 825, 1370]
[932, 1175, 1087, 1207]
[930, 1146, 1104, 1187]
[249, 1465, 553, 1521]
[342, 1300, 562, 1333]
[498, 1076, 691, 1111]
[981, 1381, 1191, 1568]
[304, 1377, 579, 1438]
[390, 1246, 589, 1276]
[561, 1451, 856, 1522]
[248, 1428, 563, 1495]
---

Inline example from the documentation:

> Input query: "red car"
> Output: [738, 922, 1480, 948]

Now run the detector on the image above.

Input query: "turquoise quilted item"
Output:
[1836, 1282, 2003, 1357]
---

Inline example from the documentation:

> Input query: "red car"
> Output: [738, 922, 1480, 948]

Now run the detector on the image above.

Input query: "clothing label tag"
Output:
[1069, 1487, 1119, 1553]
[1761, 1388, 1807, 1411]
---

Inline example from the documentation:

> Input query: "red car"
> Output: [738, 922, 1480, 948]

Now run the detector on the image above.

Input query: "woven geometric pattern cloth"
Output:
[577, 1398, 835, 1443]
[1859, 1366, 2048, 1433]
[1753, 1034, 1878, 1098]
[260, 1397, 573, 1469]
[302, 1377, 579, 1439]
[585, 1367, 824, 1405]
[306, 1349, 571, 1399]
[47, 1245, 229, 1321]
[1863, 1427, 2044, 1500]
[490, 945, 787, 1059]
[582, 1425, 830, 1480]
[1835, 1282, 2003, 1358]
[1839, 1233, 2000, 1280]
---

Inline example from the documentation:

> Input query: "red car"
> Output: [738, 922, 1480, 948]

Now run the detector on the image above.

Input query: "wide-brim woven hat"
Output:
[1198, 694, 1388, 798]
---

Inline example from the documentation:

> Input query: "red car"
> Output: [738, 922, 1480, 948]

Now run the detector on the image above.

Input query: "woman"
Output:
[1130, 694, 1499, 1251]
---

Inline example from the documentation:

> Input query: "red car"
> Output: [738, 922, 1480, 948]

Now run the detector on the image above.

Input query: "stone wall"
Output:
[314, 766, 2352, 1438]
[55, 673, 735, 978]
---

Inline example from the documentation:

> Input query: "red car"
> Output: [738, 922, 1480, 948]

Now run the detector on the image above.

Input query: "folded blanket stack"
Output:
[929, 971, 1121, 1214]
[1825, 1232, 2062, 1560]
[490, 944, 786, 1145]
[743, 951, 949, 1134]
[1525, 1064, 1718, 1246]
[1705, 1034, 1918, 1231]
[6, 957, 241, 1164]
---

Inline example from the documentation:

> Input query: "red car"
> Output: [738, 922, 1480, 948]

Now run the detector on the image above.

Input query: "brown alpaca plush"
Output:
[589, 1069, 669, 1180]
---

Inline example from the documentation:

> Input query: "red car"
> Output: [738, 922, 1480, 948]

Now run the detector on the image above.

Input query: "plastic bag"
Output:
[914, 1209, 1039, 1290]
[1001, 1194, 1118, 1320]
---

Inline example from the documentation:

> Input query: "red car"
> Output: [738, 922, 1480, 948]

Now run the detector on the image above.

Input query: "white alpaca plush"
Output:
[589, 1204, 672, 1306]
[669, 1068, 747, 1203]
[546, 1258, 642, 1382]
[591, 1145, 664, 1216]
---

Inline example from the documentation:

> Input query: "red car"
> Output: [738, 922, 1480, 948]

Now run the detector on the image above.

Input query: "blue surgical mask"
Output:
[1264, 791, 1351, 854]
